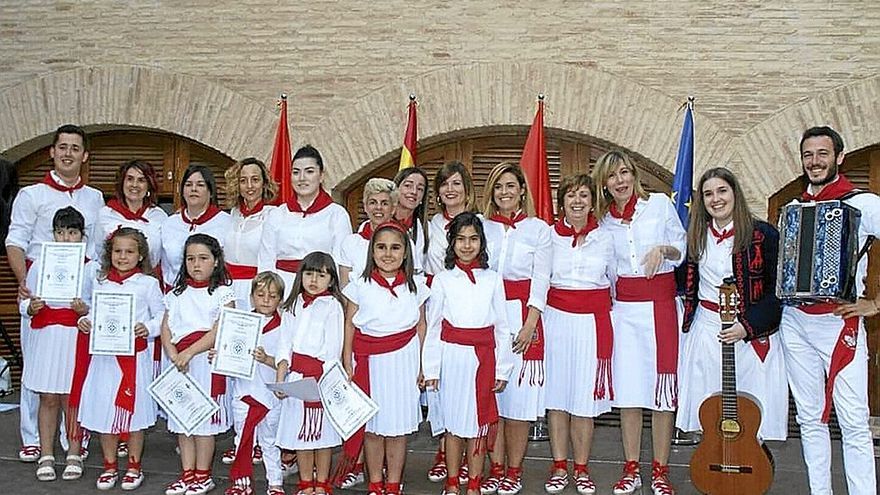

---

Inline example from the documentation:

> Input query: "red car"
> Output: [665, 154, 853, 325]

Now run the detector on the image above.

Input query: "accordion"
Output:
[776, 200, 862, 304]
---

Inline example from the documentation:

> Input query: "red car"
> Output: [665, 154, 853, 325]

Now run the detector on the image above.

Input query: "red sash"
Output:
[229, 395, 268, 482]
[176, 331, 227, 424]
[112, 337, 148, 434]
[226, 262, 257, 280]
[275, 259, 301, 274]
[503, 279, 544, 387]
[30, 307, 80, 329]
[699, 300, 770, 362]
[548, 287, 614, 400]
[441, 319, 498, 454]
[291, 353, 325, 441]
[797, 302, 859, 423]
[615, 273, 678, 408]
[66, 329, 91, 441]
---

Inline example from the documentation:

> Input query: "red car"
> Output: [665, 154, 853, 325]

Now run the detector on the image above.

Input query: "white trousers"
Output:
[231, 398, 282, 486]
[780, 307, 876, 495]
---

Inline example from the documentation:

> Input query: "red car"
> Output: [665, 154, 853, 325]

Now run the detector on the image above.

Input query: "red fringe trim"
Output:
[593, 358, 614, 400]
[65, 405, 85, 442]
[472, 421, 498, 457]
[518, 359, 545, 387]
[298, 404, 324, 442]
[211, 394, 224, 425]
[111, 406, 133, 435]
[654, 373, 677, 409]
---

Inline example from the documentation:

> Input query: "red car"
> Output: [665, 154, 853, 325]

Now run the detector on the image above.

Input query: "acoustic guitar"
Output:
[689, 277, 774, 495]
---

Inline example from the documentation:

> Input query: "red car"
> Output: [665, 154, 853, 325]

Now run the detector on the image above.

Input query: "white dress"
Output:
[483, 215, 551, 421]
[676, 226, 788, 441]
[543, 225, 616, 418]
[163, 283, 235, 435]
[601, 193, 686, 411]
[257, 201, 351, 298]
[20, 258, 95, 394]
[423, 266, 515, 438]
[78, 271, 164, 433]
[275, 295, 345, 449]
[95, 203, 168, 267]
[343, 276, 429, 436]
[225, 205, 276, 310]
[160, 209, 233, 288]
[337, 223, 425, 285]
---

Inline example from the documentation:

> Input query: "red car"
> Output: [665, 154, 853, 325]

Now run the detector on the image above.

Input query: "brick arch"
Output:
[0, 65, 276, 161]
[737, 74, 880, 199]
[302, 61, 736, 189]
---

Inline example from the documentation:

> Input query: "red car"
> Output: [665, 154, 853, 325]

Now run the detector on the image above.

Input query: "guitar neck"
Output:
[720, 321, 738, 421]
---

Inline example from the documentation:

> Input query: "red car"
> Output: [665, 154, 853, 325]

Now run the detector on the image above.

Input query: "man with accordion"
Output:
[779, 126, 879, 495]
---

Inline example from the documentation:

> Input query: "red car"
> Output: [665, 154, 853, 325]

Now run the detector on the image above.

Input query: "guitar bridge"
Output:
[709, 464, 753, 474]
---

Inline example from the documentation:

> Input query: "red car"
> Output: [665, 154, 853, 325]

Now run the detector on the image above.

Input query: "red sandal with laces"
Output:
[650, 460, 675, 495]
[428, 450, 448, 482]
[480, 463, 505, 494]
[294, 479, 313, 495]
[611, 460, 642, 494]
[366, 481, 384, 495]
[497, 467, 523, 495]
[544, 459, 569, 494]
[573, 463, 596, 495]
[466, 476, 483, 495]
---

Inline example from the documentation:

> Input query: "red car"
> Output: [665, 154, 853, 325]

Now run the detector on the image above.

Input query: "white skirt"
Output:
[610, 299, 682, 412]
[78, 346, 158, 433]
[164, 352, 231, 436]
[22, 324, 78, 394]
[438, 341, 489, 439]
[361, 336, 421, 437]
[276, 374, 342, 450]
[543, 306, 612, 418]
[676, 306, 788, 441]
[497, 300, 545, 421]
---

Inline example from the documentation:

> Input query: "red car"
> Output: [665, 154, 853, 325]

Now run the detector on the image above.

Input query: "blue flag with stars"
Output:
[671, 99, 694, 229]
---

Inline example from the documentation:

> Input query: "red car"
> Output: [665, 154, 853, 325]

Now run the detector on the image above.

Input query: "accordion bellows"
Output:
[776, 200, 861, 304]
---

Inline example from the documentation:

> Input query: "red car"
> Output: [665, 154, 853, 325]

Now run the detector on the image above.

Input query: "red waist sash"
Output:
[275, 259, 301, 274]
[176, 330, 227, 424]
[503, 279, 544, 386]
[226, 262, 257, 280]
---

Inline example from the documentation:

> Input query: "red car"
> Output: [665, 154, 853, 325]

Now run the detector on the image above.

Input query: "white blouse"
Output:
[257, 203, 351, 270]
[342, 275, 429, 337]
[697, 222, 735, 304]
[160, 210, 233, 286]
[95, 205, 168, 266]
[483, 216, 552, 313]
[163, 284, 235, 344]
[549, 225, 615, 290]
[274, 295, 345, 372]
[425, 213, 452, 276]
[225, 205, 276, 267]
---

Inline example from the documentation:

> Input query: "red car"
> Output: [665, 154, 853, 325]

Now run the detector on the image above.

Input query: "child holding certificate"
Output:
[21, 206, 92, 482]
[275, 252, 345, 495]
[422, 212, 514, 495]
[224, 271, 286, 495]
[338, 223, 429, 495]
[161, 233, 234, 495]
[76, 227, 164, 490]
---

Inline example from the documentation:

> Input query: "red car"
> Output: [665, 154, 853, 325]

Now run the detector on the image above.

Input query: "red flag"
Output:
[520, 96, 553, 223]
[269, 94, 292, 205]
[398, 94, 418, 170]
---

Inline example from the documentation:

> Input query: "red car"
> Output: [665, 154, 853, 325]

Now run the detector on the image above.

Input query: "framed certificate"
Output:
[89, 291, 136, 356]
[36, 242, 86, 305]
[148, 365, 219, 436]
[318, 360, 379, 440]
[211, 308, 263, 380]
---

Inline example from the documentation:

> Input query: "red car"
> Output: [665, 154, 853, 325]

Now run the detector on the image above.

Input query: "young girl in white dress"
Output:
[274, 252, 346, 495]
[221, 271, 286, 495]
[423, 212, 515, 495]
[339, 223, 430, 495]
[77, 228, 164, 491]
[161, 234, 235, 495]
[22, 206, 91, 482]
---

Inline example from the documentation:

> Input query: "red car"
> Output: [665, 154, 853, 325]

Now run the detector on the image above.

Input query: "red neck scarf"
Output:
[359, 222, 375, 240]
[394, 214, 414, 231]
[107, 198, 150, 222]
[238, 200, 265, 218]
[609, 194, 638, 222]
[302, 291, 332, 308]
[370, 269, 407, 298]
[181, 204, 222, 232]
[554, 215, 598, 247]
[187, 277, 210, 289]
[802, 174, 856, 201]
[107, 267, 142, 284]
[709, 222, 734, 244]
[442, 210, 456, 230]
[489, 211, 527, 229]
[286, 189, 333, 216]
[261, 312, 281, 334]
[456, 259, 480, 284]
[42, 171, 83, 194]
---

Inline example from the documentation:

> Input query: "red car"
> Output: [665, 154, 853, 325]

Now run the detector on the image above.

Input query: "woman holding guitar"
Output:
[678, 167, 787, 443]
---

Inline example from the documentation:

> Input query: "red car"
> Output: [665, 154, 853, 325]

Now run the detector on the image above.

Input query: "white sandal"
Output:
[36, 455, 56, 482]
[62, 454, 84, 480]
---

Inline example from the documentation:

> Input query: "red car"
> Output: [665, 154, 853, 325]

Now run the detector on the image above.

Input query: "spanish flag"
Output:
[398, 94, 418, 170]
[270, 94, 292, 205]
[521, 95, 554, 223]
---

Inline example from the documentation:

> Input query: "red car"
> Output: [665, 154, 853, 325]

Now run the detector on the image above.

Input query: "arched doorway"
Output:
[768, 144, 880, 416]
[335, 127, 673, 228]
[0, 129, 235, 385]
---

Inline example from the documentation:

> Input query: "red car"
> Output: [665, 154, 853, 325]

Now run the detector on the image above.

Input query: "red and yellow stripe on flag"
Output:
[398, 94, 418, 170]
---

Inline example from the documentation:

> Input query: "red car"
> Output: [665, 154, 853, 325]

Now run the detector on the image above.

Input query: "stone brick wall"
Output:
[2, 1, 879, 213]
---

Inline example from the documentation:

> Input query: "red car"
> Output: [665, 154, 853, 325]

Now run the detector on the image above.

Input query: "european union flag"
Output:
[671, 98, 694, 229]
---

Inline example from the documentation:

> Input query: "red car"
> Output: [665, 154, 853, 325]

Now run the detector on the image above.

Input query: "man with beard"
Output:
[780, 126, 879, 495]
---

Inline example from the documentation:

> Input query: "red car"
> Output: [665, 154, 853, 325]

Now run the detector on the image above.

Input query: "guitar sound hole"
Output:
[719, 419, 741, 439]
